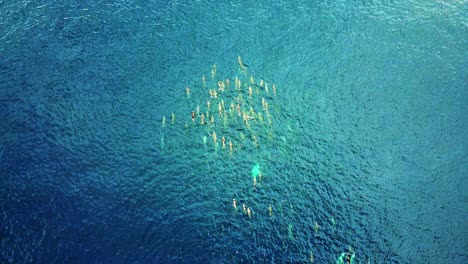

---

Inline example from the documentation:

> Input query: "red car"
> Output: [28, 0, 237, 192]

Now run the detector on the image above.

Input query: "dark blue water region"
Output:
[0, 0, 467, 263]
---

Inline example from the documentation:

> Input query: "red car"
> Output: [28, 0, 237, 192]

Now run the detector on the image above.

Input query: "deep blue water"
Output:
[1, 0, 467, 263]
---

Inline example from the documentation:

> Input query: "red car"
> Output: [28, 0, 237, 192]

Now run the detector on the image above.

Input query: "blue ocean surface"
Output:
[0, 0, 467, 263]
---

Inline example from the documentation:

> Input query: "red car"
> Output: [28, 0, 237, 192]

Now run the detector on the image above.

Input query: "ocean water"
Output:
[0, 0, 467, 263]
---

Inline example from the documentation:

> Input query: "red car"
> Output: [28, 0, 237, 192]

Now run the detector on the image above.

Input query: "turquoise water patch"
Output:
[252, 164, 261, 178]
